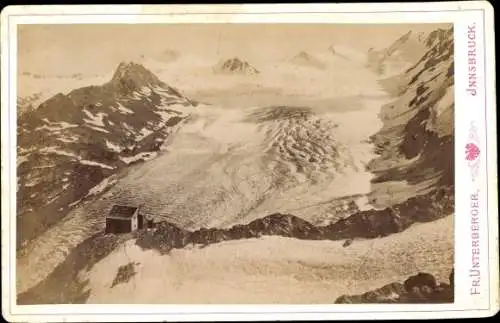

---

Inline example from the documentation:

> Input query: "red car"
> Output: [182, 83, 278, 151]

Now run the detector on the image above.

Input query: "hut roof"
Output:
[108, 205, 139, 219]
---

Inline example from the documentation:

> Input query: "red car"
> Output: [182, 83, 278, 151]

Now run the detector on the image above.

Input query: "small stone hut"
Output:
[105, 204, 144, 234]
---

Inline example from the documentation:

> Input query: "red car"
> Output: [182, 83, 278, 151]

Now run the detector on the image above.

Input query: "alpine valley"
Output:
[17, 26, 454, 305]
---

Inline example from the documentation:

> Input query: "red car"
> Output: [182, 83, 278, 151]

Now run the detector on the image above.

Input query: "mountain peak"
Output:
[108, 61, 163, 93]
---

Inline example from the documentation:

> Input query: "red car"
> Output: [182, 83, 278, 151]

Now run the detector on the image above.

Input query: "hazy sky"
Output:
[18, 23, 450, 76]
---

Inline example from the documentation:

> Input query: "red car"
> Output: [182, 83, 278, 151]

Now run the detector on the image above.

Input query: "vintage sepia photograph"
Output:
[14, 22, 456, 305]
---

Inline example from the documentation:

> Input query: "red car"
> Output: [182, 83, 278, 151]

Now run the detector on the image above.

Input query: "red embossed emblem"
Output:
[466, 143, 480, 161]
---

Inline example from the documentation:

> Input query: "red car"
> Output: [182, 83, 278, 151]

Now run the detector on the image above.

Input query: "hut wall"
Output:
[105, 217, 132, 234]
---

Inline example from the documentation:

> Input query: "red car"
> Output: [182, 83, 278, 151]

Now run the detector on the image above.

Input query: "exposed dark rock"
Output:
[404, 272, 438, 292]
[134, 185, 453, 255]
[111, 262, 138, 288]
[335, 269, 454, 304]
[342, 239, 353, 248]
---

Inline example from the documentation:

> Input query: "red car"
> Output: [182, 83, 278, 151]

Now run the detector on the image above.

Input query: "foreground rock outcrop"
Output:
[335, 270, 454, 303]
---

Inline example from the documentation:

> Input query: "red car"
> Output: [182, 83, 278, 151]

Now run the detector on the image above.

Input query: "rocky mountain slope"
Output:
[213, 57, 260, 75]
[17, 92, 44, 115]
[340, 26, 454, 303]
[368, 27, 454, 206]
[17, 62, 197, 247]
[367, 30, 429, 75]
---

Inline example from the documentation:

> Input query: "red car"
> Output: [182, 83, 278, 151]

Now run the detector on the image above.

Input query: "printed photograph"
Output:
[16, 23, 454, 304]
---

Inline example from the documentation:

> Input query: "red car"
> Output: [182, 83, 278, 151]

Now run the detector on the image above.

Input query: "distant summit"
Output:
[213, 58, 260, 75]
[290, 51, 326, 69]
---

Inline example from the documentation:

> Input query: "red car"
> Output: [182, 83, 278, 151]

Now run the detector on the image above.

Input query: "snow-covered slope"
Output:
[18, 216, 453, 304]
[17, 62, 197, 246]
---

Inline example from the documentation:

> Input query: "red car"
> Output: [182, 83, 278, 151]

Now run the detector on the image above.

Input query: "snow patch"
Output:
[121, 122, 135, 134]
[131, 91, 143, 100]
[154, 111, 173, 122]
[86, 125, 110, 134]
[47, 195, 59, 204]
[57, 136, 79, 143]
[39, 147, 79, 159]
[58, 121, 79, 129]
[35, 124, 64, 132]
[80, 159, 115, 170]
[85, 176, 118, 198]
[136, 127, 154, 141]
[116, 103, 134, 115]
[69, 199, 82, 208]
[40, 147, 115, 169]
[120, 152, 158, 165]
[25, 179, 41, 187]
[17, 155, 29, 166]
[83, 109, 107, 127]
[139, 86, 152, 96]
[105, 140, 123, 153]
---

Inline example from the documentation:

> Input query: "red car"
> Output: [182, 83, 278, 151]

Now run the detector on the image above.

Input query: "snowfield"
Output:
[82, 216, 453, 304]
